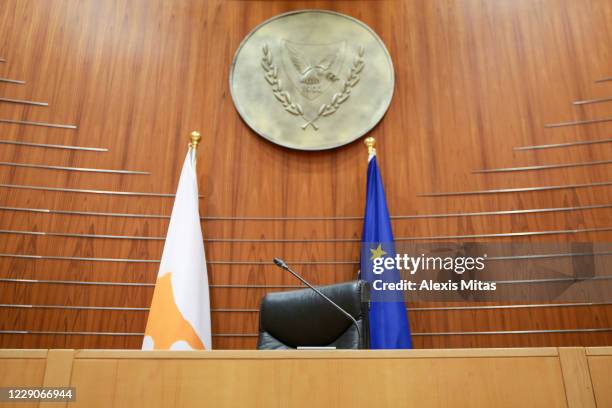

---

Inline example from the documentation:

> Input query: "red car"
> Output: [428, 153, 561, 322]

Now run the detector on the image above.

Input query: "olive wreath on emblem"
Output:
[261, 43, 365, 131]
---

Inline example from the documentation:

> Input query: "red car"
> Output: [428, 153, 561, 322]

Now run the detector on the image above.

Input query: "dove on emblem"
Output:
[286, 43, 340, 85]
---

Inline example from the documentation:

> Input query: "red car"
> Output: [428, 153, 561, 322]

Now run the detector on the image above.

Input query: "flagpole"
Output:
[190, 131, 201, 164]
[190, 131, 201, 149]
[364, 136, 376, 158]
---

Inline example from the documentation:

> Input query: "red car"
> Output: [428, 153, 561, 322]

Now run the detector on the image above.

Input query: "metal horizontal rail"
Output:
[595, 76, 612, 83]
[163, 302, 612, 312]
[0, 330, 146, 336]
[2, 301, 612, 313]
[0, 230, 165, 241]
[0, 278, 158, 287]
[0, 253, 356, 264]
[0, 97, 48, 107]
[487, 251, 612, 261]
[0, 304, 149, 311]
[1, 203, 611, 221]
[0, 206, 170, 218]
[0, 161, 149, 175]
[0, 230, 189, 241]
[0, 118, 76, 129]
[473, 160, 612, 174]
[2, 274, 612, 289]
[573, 96, 612, 105]
[1, 226, 610, 242]
[513, 138, 612, 151]
[496, 275, 612, 284]
[407, 302, 612, 311]
[396, 227, 612, 241]
[412, 328, 612, 337]
[0, 253, 160, 263]
[1, 328, 611, 337]
[0, 278, 304, 289]
[0, 183, 187, 198]
[1, 249, 611, 265]
[544, 117, 612, 128]
[418, 181, 612, 197]
[0, 77, 25, 84]
[0, 304, 259, 312]
[0, 140, 108, 152]
[3, 274, 612, 289]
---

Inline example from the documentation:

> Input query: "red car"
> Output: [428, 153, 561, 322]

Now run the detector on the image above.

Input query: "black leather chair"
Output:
[257, 280, 370, 349]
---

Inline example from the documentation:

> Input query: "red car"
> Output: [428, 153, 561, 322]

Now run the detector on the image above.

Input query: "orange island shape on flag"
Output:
[144, 273, 205, 350]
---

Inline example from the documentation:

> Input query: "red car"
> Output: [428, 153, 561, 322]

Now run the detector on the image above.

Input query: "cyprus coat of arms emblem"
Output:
[281, 40, 345, 100]
[230, 10, 394, 150]
[262, 40, 364, 130]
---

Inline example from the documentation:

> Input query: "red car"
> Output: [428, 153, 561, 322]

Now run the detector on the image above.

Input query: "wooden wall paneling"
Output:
[0, 0, 611, 349]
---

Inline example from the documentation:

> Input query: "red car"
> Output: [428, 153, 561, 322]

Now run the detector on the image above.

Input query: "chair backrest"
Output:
[257, 280, 370, 349]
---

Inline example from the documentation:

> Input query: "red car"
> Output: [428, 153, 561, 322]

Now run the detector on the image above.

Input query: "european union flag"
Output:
[360, 153, 413, 349]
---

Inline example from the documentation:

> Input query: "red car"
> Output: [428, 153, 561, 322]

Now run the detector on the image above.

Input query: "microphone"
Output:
[272, 257, 362, 343]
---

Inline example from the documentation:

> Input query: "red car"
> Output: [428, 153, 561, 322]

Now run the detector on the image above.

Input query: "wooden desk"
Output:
[0, 347, 610, 407]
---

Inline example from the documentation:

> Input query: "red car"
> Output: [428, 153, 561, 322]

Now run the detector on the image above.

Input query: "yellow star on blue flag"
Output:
[369, 244, 387, 260]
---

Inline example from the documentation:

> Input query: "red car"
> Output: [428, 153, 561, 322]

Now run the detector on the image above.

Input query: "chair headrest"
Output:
[259, 280, 368, 347]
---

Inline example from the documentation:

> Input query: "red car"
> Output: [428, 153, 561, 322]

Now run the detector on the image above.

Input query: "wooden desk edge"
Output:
[585, 346, 612, 356]
[0, 349, 48, 359]
[0, 347, 563, 360]
[10, 347, 608, 360]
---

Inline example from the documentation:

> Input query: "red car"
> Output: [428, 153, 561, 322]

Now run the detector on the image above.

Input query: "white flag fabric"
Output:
[142, 148, 212, 350]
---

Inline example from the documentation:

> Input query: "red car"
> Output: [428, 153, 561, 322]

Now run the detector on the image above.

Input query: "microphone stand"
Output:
[273, 258, 362, 343]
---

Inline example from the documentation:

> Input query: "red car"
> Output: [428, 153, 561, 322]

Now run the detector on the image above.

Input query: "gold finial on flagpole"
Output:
[364, 136, 375, 155]
[190, 131, 201, 149]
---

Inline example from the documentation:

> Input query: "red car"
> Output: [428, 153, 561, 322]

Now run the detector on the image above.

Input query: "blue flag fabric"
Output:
[360, 155, 413, 349]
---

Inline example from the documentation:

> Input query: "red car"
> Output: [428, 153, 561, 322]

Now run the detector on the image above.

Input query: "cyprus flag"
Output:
[142, 146, 212, 350]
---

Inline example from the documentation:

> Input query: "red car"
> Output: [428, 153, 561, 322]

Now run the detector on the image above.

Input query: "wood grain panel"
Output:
[0, 351, 46, 408]
[64, 349, 569, 408]
[0, 0, 611, 349]
[587, 352, 612, 407]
